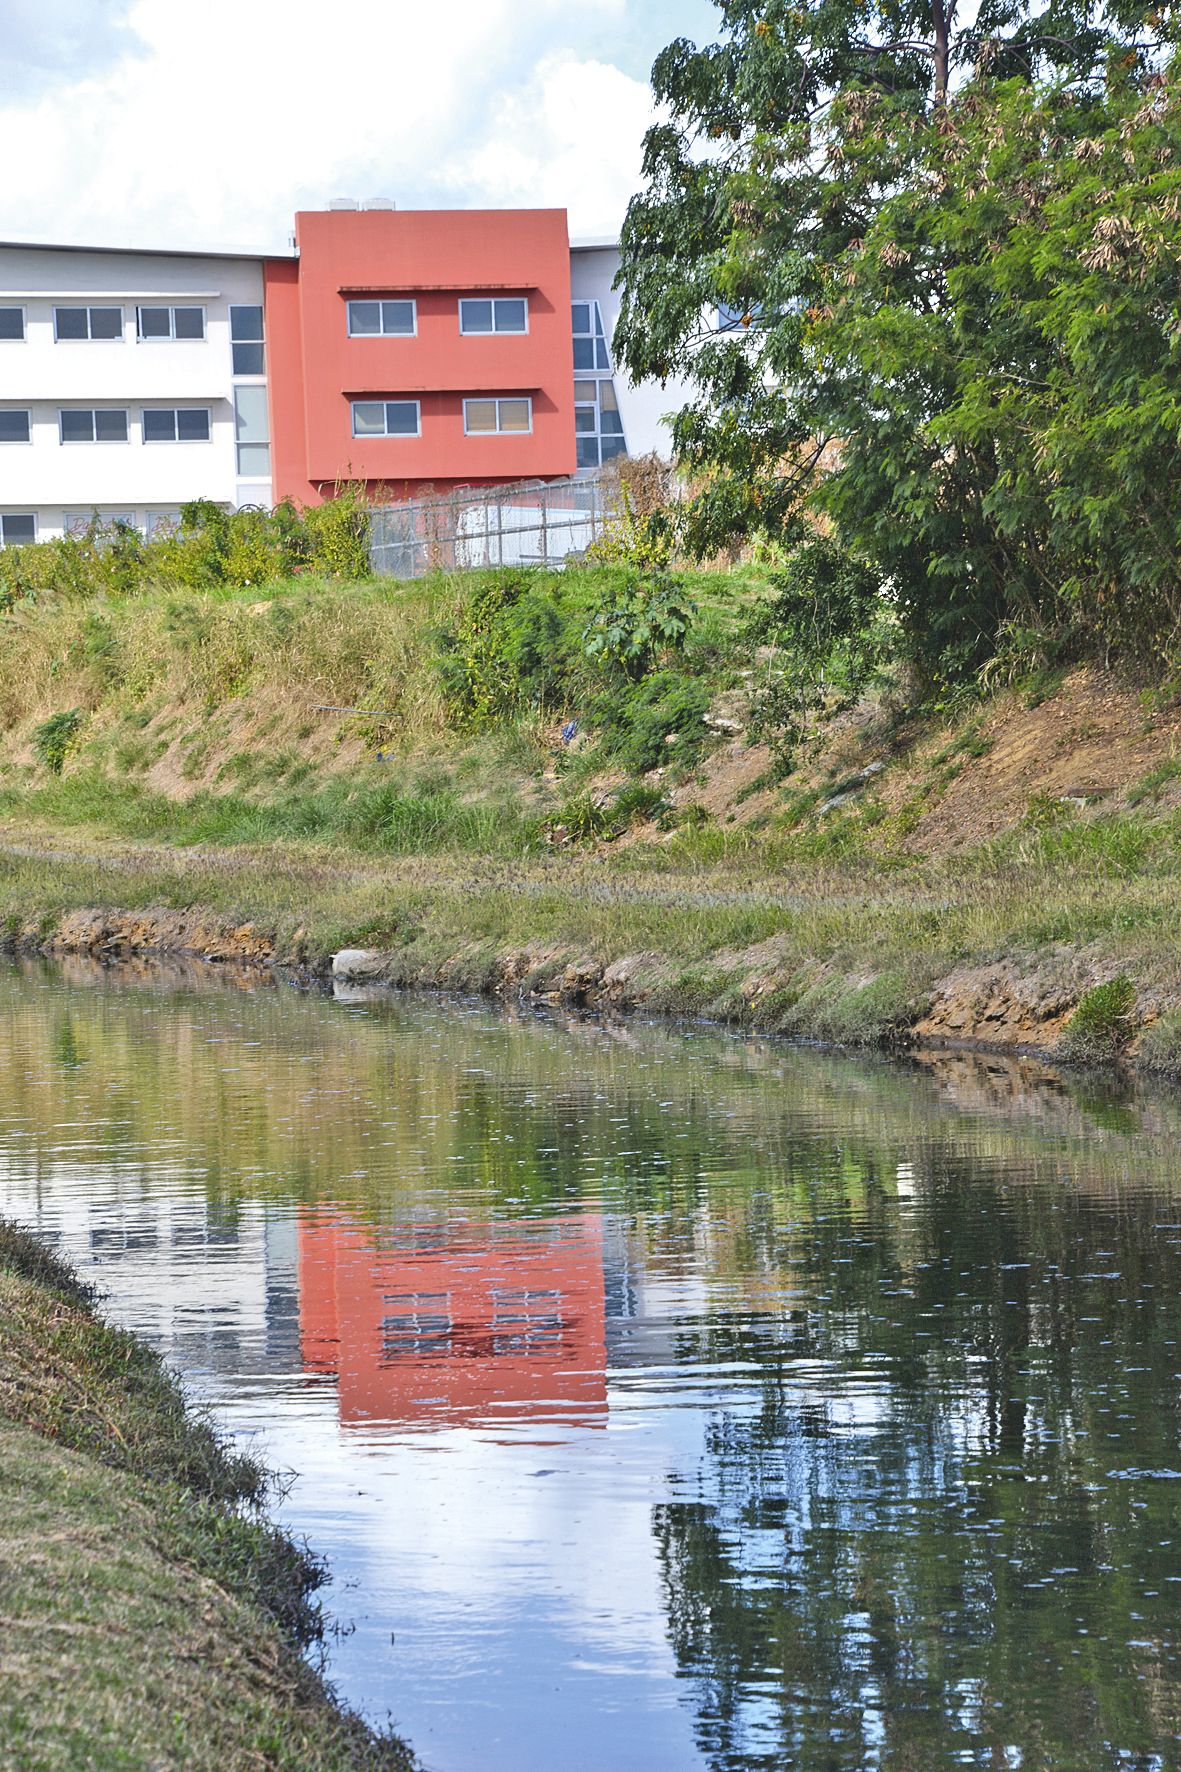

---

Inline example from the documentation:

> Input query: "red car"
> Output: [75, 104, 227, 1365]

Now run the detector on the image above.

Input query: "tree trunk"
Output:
[931, 0, 951, 103]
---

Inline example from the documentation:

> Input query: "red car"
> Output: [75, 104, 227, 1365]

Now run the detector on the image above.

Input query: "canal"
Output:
[1, 954, 1179, 1771]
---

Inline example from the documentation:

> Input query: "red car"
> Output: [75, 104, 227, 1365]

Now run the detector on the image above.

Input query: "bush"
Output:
[31, 709, 84, 775]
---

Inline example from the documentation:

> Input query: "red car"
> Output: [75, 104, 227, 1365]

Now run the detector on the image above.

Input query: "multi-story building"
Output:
[0, 239, 273, 544]
[0, 207, 681, 544]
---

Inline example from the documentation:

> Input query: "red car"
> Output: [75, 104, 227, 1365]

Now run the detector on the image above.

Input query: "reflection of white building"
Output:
[0, 1162, 302, 1377]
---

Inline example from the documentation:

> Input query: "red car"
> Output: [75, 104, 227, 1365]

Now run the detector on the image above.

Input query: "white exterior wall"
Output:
[0, 243, 271, 540]
[569, 244, 694, 464]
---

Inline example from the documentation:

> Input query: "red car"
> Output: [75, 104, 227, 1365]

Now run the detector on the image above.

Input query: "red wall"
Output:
[297, 1211, 607, 1430]
[264, 209, 576, 505]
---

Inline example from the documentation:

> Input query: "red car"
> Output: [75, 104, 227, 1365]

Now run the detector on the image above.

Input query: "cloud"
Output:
[1, 0, 144, 89]
[0, 0, 661, 252]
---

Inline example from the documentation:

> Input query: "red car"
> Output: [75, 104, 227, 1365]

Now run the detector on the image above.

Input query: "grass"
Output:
[0, 1216, 413, 1771]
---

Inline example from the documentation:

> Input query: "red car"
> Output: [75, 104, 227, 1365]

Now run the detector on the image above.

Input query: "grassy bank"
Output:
[5, 565, 1181, 1068]
[0, 1218, 413, 1771]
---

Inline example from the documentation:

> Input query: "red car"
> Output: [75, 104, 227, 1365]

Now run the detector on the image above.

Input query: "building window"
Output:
[229, 305, 265, 375]
[54, 306, 123, 341]
[233, 385, 270, 476]
[147, 511, 182, 537]
[0, 410, 30, 444]
[60, 409, 128, 443]
[0, 308, 24, 341]
[137, 305, 205, 341]
[572, 300, 611, 373]
[574, 377, 626, 470]
[491, 1288, 563, 1356]
[351, 399, 420, 438]
[347, 299, 416, 337]
[0, 514, 35, 546]
[143, 408, 211, 443]
[463, 397, 532, 436]
[459, 297, 528, 335]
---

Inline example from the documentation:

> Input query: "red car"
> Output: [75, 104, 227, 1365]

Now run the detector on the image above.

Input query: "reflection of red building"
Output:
[298, 1212, 606, 1428]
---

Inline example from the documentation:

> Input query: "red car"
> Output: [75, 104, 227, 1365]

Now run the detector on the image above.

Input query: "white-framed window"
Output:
[0, 307, 25, 342]
[147, 510, 182, 537]
[347, 299, 416, 337]
[0, 410, 30, 444]
[229, 305, 265, 375]
[459, 297, 528, 335]
[143, 408, 211, 443]
[572, 300, 611, 373]
[351, 399, 420, 438]
[0, 514, 35, 546]
[54, 306, 123, 341]
[574, 376, 626, 470]
[59, 408, 129, 444]
[233, 385, 269, 476]
[137, 305, 205, 341]
[463, 397, 532, 436]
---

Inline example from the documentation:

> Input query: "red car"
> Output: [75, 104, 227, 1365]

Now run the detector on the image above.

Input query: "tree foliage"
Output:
[617, 0, 1181, 676]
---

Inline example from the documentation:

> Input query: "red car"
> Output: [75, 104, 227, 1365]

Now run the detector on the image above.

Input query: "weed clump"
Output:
[31, 708, 84, 775]
[1062, 976, 1137, 1061]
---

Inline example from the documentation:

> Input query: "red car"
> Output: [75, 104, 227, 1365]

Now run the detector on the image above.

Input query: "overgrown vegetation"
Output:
[0, 489, 372, 608]
[618, 2, 1181, 698]
[0, 1216, 412, 1768]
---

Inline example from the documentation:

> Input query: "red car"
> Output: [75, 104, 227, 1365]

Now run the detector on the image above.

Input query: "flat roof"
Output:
[0, 236, 289, 262]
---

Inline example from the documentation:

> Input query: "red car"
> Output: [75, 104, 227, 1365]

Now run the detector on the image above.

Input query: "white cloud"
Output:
[0, 0, 656, 252]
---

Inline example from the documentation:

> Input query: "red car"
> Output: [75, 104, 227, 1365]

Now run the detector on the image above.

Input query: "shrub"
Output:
[31, 709, 84, 775]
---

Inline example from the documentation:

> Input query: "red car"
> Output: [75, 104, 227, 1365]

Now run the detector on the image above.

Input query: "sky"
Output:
[0, 0, 721, 253]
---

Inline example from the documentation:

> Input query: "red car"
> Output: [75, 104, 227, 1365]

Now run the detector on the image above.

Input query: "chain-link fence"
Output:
[368, 475, 616, 578]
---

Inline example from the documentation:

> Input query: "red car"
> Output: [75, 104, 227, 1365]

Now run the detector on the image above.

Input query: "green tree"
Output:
[616, 2, 1181, 676]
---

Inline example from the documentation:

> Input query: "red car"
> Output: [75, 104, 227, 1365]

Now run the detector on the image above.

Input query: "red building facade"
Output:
[264, 208, 576, 505]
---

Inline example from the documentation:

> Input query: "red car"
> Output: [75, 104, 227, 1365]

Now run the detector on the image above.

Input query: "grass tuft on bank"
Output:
[0, 1216, 414, 1771]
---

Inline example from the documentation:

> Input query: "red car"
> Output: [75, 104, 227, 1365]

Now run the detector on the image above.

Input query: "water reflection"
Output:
[2, 957, 1181, 1769]
[299, 1212, 607, 1429]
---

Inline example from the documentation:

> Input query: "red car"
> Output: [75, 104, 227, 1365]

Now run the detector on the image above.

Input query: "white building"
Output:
[570, 240, 686, 471]
[0, 239, 273, 544]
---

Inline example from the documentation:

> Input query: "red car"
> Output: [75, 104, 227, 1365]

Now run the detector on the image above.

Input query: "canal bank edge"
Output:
[0, 1216, 414, 1772]
[1, 890, 1174, 1078]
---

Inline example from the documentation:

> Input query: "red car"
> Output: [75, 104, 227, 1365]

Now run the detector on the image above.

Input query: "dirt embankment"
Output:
[4, 899, 1169, 1074]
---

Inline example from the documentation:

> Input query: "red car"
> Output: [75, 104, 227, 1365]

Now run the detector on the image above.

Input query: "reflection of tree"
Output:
[654, 1166, 1181, 1771]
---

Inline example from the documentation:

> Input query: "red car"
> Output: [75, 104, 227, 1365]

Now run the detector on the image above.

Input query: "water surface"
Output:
[3, 955, 1181, 1771]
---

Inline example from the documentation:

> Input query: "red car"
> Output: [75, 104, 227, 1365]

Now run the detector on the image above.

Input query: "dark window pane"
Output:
[600, 435, 627, 461]
[232, 340, 265, 375]
[384, 401, 418, 436]
[595, 338, 610, 370]
[381, 301, 415, 334]
[0, 411, 29, 443]
[177, 409, 210, 441]
[89, 308, 122, 340]
[55, 309, 88, 340]
[461, 299, 493, 333]
[142, 410, 175, 442]
[138, 306, 171, 339]
[574, 408, 595, 434]
[576, 436, 599, 469]
[495, 299, 526, 333]
[2, 515, 35, 545]
[173, 307, 204, 340]
[348, 301, 381, 336]
[573, 338, 595, 370]
[230, 305, 263, 341]
[600, 409, 624, 436]
[0, 308, 24, 340]
[60, 411, 93, 442]
[95, 410, 128, 442]
[571, 302, 591, 335]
